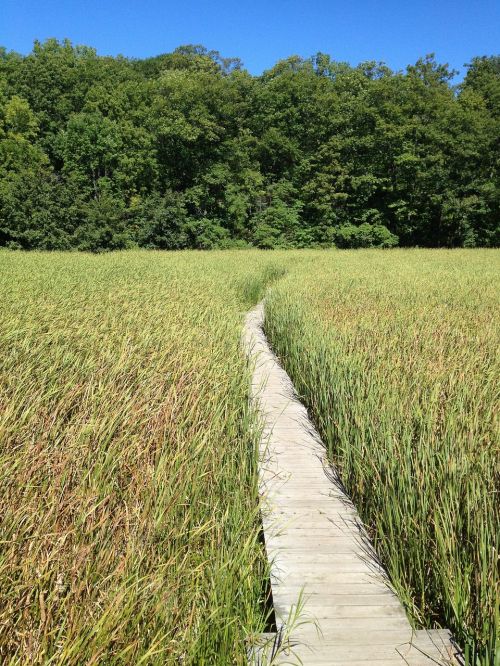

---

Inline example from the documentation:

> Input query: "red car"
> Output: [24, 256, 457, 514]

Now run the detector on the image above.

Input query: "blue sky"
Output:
[1, 0, 499, 78]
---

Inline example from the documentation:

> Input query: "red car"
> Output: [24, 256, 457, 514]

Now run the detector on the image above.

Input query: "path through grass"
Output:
[1, 248, 498, 664]
[264, 249, 499, 665]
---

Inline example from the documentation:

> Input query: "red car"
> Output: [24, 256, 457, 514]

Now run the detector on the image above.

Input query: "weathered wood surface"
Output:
[244, 303, 460, 666]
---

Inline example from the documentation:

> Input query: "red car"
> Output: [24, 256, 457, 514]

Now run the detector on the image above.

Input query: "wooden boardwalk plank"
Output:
[244, 303, 459, 665]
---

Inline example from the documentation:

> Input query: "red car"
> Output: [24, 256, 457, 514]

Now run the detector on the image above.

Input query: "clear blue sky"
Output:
[1, 0, 499, 78]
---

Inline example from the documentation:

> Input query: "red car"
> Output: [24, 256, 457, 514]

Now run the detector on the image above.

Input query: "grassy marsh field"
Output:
[265, 249, 499, 664]
[0, 250, 288, 664]
[0, 248, 498, 664]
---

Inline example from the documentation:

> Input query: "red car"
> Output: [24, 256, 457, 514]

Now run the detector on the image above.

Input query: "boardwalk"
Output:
[244, 303, 459, 666]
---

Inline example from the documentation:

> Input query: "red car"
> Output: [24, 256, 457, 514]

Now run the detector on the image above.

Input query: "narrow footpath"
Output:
[244, 302, 460, 666]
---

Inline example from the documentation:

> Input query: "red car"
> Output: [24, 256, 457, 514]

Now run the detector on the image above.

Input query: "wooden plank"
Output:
[272, 642, 452, 662]
[272, 584, 396, 597]
[273, 593, 405, 607]
[273, 603, 407, 618]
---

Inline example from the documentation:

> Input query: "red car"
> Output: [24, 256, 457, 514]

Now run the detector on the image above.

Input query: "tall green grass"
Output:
[264, 249, 499, 665]
[0, 249, 289, 664]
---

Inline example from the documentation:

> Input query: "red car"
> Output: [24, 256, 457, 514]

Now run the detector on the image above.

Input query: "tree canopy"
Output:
[0, 40, 498, 250]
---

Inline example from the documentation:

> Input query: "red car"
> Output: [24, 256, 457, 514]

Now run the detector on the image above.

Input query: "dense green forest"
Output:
[0, 40, 498, 250]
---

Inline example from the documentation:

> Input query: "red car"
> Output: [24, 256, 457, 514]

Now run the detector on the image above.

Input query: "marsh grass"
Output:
[1, 247, 498, 664]
[0, 250, 288, 664]
[264, 249, 499, 665]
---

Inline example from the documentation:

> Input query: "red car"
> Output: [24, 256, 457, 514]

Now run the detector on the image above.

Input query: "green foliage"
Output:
[73, 192, 133, 252]
[251, 180, 306, 248]
[133, 191, 190, 249]
[0, 40, 499, 250]
[332, 222, 399, 248]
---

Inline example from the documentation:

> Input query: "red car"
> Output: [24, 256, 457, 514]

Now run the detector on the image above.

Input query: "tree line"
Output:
[0, 40, 498, 251]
